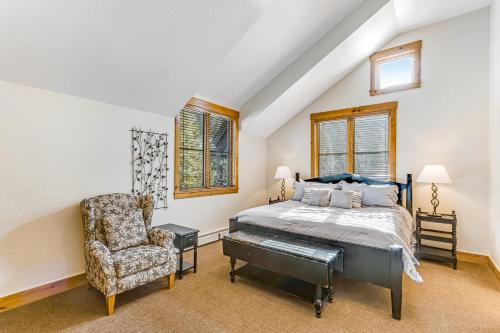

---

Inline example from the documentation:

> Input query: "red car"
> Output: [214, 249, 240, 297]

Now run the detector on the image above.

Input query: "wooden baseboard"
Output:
[488, 257, 500, 282]
[0, 273, 86, 313]
[457, 251, 490, 264]
[457, 251, 500, 282]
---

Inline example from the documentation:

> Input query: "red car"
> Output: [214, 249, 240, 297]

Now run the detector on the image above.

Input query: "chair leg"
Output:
[166, 273, 175, 289]
[105, 295, 115, 316]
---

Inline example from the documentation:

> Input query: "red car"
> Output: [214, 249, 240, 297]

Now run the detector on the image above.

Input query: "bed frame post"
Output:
[229, 217, 239, 233]
[295, 172, 300, 182]
[406, 174, 413, 216]
[390, 245, 403, 320]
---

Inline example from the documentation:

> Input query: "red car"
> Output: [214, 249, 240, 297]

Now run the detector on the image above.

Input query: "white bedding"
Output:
[236, 201, 422, 283]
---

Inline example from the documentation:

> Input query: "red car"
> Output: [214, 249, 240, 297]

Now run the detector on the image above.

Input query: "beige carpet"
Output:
[1, 241, 499, 333]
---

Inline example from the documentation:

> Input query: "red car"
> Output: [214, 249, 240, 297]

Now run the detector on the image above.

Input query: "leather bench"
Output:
[223, 230, 343, 318]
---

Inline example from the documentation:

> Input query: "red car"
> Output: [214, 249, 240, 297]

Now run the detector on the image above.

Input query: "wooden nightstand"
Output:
[415, 208, 457, 269]
[157, 223, 199, 279]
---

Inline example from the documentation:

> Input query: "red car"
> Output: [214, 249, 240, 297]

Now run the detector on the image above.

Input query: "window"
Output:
[370, 40, 422, 96]
[311, 102, 397, 181]
[175, 97, 238, 199]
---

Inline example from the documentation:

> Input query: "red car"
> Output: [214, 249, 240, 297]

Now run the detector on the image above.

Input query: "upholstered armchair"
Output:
[80, 193, 176, 315]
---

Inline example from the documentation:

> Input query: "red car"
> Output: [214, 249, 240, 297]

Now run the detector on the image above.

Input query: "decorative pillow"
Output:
[102, 209, 149, 251]
[329, 190, 353, 209]
[294, 181, 336, 201]
[301, 188, 312, 204]
[351, 191, 363, 208]
[309, 188, 332, 207]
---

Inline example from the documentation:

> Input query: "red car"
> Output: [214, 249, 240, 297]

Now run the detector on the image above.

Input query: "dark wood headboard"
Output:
[295, 172, 413, 216]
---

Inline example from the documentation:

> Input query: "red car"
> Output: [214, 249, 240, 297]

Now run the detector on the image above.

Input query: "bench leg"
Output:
[230, 257, 236, 283]
[328, 267, 334, 303]
[314, 285, 323, 318]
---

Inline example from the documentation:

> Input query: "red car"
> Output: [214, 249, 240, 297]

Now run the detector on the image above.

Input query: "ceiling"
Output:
[0, 0, 492, 129]
[0, 0, 265, 116]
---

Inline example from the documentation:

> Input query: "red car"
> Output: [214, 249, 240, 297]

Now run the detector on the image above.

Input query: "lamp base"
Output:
[431, 183, 439, 215]
[280, 179, 286, 201]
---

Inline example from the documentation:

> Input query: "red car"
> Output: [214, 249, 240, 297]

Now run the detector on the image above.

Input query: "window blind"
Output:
[318, 119, 348, 177]
[179, 107, 205, 189]
[209, 113, 232, 187]
[354, 114, 389, 180]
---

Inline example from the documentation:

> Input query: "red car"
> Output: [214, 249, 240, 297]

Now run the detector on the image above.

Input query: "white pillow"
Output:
[292, 181, 306, 201]
[361, 186, 398, 207]
[340, 181, 398, 207]
[329, 190, 353, 209]
[293, 182, 336, 201]
[309, 188, 332, 207]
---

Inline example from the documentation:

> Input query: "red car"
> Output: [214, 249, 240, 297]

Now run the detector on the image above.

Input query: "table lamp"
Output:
[274, 166, 292, 200]
[416, 164, 452, 215]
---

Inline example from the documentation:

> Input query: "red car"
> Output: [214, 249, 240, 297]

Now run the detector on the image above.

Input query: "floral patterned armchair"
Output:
[80, 193, 176, 315]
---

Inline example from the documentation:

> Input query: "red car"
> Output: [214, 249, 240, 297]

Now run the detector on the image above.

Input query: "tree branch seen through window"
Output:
[175, 98, 239, 199]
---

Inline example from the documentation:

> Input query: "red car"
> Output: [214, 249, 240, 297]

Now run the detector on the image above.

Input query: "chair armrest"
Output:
[85, 240, 116, 279]
[149, 228, 176, 248]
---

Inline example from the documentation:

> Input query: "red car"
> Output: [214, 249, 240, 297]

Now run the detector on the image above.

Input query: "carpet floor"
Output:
[1, 241, 499, 333]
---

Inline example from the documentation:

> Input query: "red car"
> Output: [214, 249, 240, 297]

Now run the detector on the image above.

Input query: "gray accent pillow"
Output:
[309, 188, 332, 207]
[102, 209, 149, 251]
[329, 190, 353, 209]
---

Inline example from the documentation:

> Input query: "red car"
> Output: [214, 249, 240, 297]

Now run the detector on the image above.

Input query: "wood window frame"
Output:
[369, 40, 422, 96]
[174, 97, 239, 199]
[310, 101, 397, 181]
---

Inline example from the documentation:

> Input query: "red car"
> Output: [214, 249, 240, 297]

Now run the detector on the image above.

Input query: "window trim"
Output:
[174, 97, 239, 199]
[369, 40, 422, 96]
[310, 101, 397, 181]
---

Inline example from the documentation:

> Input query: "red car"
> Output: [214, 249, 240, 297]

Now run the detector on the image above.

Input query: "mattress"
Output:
[236, 201, 422, 282]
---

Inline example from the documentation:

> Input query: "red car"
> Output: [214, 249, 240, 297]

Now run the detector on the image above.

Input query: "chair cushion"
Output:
[102, 209, 149, 251]
[111, 245, 173, 278]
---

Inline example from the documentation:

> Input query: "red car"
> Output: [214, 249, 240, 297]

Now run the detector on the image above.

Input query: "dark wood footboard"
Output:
[229, 217, 404, 320]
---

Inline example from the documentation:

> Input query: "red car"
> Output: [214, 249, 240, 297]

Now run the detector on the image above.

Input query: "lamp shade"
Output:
[416, 165, 452, 184]
[274, 166, 292, 179]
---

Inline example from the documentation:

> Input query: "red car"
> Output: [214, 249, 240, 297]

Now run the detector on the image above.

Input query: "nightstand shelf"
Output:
[416, 208, 457, 269]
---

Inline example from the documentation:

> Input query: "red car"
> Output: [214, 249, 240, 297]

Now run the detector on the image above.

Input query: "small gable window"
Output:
[369, 40, 422, 96]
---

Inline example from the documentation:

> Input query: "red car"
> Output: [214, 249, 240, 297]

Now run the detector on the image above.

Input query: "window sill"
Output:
[370, 81, 421, 96]
[174, 187, 238, 199]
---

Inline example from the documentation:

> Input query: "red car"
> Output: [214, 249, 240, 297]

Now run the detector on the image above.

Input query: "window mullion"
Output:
[347, 116, 354, 173]
[203, 113, 210, 189]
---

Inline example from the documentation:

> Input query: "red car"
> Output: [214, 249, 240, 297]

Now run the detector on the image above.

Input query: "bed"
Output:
[228, 173, 419, 320]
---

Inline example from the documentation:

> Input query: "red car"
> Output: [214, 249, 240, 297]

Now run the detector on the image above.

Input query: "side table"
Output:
[157, 223, 199, 279]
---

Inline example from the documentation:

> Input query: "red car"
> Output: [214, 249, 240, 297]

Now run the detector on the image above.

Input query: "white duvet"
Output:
[236, 201, 422, 283]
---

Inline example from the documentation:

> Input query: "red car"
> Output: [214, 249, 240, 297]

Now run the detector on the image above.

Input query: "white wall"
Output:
[0, 81, 267, 297]
[490, 0, 500, 267]
[268, 9, 490, 255]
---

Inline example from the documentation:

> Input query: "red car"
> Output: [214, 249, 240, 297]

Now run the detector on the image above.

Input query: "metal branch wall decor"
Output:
[131, 128, 168, 209]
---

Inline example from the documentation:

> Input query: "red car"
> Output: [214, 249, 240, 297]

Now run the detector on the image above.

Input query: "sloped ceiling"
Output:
[231, 0, 491, 138]
[195, 0, 364, 110]
[0, 0, 265, 116]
